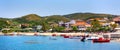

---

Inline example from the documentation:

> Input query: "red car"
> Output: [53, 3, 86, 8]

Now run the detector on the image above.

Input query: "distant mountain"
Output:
[63, 13, 116, 20]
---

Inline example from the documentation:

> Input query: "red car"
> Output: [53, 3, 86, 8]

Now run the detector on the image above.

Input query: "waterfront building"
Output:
[113, 16, 120, 25]
[59, 20, 91, 31]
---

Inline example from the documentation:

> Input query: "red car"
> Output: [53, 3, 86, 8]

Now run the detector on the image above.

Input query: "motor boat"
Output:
[52, 34, 57, 36]
[60, 34, 66, 36]
[34, 33, 38, 36]
[92, 38, 110, 43]
[86, 36, 100, 40]
[63, 35, 70, 38]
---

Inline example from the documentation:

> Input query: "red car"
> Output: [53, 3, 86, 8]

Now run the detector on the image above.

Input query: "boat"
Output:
[63, 35, 70, 38]
[52, 34, 57, 36]
[60, 34, 66, 36]
[34, 33, 38, 36]
[60, 34, 70, 38]
[92, 38, 110, 43]
[86, 36, 99, 40]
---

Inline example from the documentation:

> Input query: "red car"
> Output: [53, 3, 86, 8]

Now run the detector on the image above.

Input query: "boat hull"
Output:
[93, 39, 110, 43]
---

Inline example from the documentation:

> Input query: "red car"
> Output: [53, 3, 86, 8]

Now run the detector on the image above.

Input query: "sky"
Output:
[0, 0, 120, 18]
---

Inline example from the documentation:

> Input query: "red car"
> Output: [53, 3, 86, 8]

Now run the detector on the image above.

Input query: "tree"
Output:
[0, 20, 9, 29]
[86, 27, 92, 32]
[40, 19, 50, 32]
[53, 26, 65, 32]
[2, 29, 13, 34]
[72, 26, 78, 32]
[110, 23, 117, 30]
[98, 26, 110, 32]
[91, 19, 101, 32]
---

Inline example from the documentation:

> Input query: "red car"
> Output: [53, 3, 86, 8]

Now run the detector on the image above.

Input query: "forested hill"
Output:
[13, 14, 42, 23]
[0, 13, 117, 25]
[63, 13, 116, 20]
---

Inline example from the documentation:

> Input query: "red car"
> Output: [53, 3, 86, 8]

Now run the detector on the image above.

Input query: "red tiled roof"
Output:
[113, 17, 120, 21]
[72, 20, 91, 27]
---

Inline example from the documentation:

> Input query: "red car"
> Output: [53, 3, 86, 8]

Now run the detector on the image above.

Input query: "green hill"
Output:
[0, 12, 117, 29]
[13, 14, 42, 23]
[45, 15, 70, 23]
[63, 13, 115, 20]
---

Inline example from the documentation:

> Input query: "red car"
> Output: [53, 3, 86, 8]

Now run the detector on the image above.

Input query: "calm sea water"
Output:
[0, 36, 120, 50]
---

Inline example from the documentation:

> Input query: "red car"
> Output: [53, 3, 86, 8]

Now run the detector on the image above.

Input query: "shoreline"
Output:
[0, 32, 120, 42]
[0, 32, 98, 36]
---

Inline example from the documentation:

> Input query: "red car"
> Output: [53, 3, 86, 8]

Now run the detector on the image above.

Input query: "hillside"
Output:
[45, 15, 70, 23]
[0, 13, 117, 27]
[13, 14, 42, 23]
[63, 13, 115, 20]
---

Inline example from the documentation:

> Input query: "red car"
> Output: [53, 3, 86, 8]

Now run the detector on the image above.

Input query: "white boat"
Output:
[86, 36, 103, 40]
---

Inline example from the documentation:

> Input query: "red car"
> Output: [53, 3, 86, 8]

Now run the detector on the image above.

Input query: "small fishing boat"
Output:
[93, 38, 110, 43]
[34, 33, 38, 36]
[63, 35, 70, 38]
[52, 34, 57, 36]
[60, 34, 66, 36]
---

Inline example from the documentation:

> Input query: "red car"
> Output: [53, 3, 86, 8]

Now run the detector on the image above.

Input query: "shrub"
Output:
[2, 29, 13, 34]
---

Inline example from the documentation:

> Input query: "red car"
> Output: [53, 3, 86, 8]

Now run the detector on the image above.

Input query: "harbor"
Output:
[0, 36, 120, 50]
[1, 0, 120, 50]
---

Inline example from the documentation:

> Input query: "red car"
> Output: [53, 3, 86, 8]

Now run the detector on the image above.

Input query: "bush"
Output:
[72, 26, 78, 31]
[2, 29, 13, 34]
[53, 26, 65, 32]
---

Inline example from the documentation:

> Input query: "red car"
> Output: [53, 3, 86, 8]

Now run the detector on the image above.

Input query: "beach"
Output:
[0, 32, 120, 42]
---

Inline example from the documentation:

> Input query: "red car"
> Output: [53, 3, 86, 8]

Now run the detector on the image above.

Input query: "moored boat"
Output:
[34, 33, 38, 36]
[63, 35, 70, 38]
[86, 36, 99, 40]
[60, 34, 66, 36]
[52, 34, 57, 36]
[93, 38, 110, 43]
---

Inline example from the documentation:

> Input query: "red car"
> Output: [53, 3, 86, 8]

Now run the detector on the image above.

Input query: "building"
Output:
[59, 20, 91, 31]
[113, 16, 120, 25]
[71, 20, 91, 30]
[88, 18, 110, 27]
